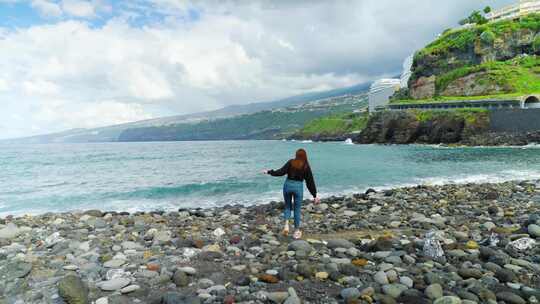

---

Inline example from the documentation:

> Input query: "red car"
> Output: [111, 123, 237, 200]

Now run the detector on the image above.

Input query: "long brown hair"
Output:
[291, 149, 309, 170]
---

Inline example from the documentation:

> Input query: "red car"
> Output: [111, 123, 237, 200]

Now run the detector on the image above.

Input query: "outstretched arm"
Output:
[267, 160, 291, 176]
[305, 165, 317, 198]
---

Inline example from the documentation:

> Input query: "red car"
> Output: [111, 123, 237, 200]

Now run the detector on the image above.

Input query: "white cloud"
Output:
[23, 79, 60, 96]
[31, 0, 62, 17]
[61, 0, 96, 18]
[0, 78, 9, 91]
[32, 100, 153, 129]
[0, 0, 516, 139]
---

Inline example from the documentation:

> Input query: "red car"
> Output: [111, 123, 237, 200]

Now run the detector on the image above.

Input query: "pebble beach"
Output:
[2, 180, 540, 304]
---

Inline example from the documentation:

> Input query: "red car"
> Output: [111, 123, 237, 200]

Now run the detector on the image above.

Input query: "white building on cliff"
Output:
[368, 54, 414, 113]
[486, 0, 540, 22]
[400, 55, 414, 89]
[368, 79, 401, 113]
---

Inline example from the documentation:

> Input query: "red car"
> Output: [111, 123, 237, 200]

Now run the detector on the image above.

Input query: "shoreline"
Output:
[1, 180, 540, 303]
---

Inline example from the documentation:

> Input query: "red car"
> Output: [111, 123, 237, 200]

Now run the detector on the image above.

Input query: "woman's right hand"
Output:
[314, 196, 320, 204]
[262, 169, 269, 175]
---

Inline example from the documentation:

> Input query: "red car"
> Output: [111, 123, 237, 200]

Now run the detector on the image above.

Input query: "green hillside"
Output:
[118, 95, 368, 141]
[393, 55, 540, 104]
[292, 112, 368, 139]
[401, 13, 540, 102]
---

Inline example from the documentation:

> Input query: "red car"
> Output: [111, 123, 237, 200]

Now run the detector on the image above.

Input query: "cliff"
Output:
[363, 14, 540, 146]
[405, 14, 540, 100]
[355, 109, 489, 144]
[355, 109, 540, 146]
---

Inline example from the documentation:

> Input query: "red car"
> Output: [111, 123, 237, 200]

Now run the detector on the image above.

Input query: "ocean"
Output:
[1, 140, 540, 216]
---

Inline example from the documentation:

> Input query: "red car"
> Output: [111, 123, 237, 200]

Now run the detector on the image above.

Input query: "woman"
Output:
[264, 149, 319, 239]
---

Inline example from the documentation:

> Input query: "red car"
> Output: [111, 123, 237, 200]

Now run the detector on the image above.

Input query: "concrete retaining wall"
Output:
[490, 109, 540, 132]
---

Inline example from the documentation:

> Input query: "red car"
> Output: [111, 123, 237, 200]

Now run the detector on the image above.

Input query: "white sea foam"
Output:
[426, 143, 540, 150]
[315, 170, 540, 201]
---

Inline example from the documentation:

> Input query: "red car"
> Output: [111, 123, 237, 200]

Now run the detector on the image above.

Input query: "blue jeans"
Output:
[283, 179, 303, 229]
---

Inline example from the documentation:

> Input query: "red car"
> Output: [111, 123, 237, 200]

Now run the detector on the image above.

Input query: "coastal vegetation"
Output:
[435, 55, 540, 94]
[390, 93, 523, 105]
[292, 112, 368, 139]
[118, 96, 368, 141]
[410, 108, 489, 125]
[417, 13, 540, 63]
[392, 56, 540, 104]
[398, 13, 540, 102]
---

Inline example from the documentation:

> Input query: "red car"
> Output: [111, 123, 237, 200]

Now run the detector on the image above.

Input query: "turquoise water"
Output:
[1, 141, 540, 216]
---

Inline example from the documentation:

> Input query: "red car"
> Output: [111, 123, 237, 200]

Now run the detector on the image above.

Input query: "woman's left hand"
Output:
[314, 196, 320, 204]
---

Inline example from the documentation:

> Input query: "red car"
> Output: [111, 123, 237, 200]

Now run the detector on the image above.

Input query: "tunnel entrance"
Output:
[524, 96, 540, 109]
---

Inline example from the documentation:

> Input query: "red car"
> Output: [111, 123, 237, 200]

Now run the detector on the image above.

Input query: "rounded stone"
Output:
[99, 278, 131, 291]
[528, 224, 540, 238]
[315, 272, 329, 280]
[433, 296, 462, 304]
[177, 266, 197, 275]
[340, 288, 360, 301]
[399, 276, 414, 288]
[425, 283, 443, 300]
[173, 271, 190, 287]
[382, 283, 408, 298]
[103, 259, 126, 268]
[374, 271, 389, 285]
[287, 240, 313, 252]
[120, 285, 140, 294]
[466, 240, 479, 249]
[58, 275, 89, 304]
[496, 292, 526, 304]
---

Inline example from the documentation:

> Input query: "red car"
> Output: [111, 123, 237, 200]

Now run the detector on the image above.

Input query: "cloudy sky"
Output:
[0, 0, 513, 139]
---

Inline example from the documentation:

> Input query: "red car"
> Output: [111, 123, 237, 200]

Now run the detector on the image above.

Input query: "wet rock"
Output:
[58, 275, 89, 304]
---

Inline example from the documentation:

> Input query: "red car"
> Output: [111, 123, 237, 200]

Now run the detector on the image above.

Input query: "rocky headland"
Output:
[2, 180, 540, 303]
[355, 110, 540, 146]
[350, 14, 540, 147]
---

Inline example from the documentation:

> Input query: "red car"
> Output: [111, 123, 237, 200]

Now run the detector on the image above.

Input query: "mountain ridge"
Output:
[5, 81, 371, 143]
